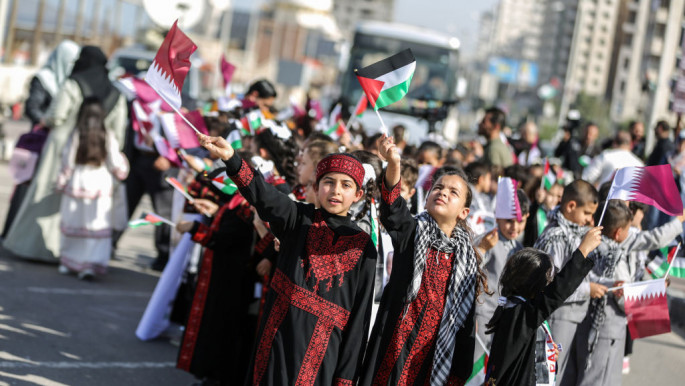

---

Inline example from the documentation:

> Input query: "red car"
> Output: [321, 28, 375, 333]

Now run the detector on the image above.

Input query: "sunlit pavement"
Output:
[0, 119, 685, 384]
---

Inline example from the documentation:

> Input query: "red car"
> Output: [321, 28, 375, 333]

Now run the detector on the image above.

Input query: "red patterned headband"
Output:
[315, 154, 364, 189]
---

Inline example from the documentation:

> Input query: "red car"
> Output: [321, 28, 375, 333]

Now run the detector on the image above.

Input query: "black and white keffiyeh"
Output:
[534, 207, 589, 263]
[407, 211, 478, 385]
[585, 236, 623, 369]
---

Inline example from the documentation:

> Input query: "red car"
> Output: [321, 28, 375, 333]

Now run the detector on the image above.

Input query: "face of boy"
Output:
[425, 175, 470, 227]
[400, 182, 416, 201]
[563, 201, 598, 226]
[496, 214, 529, 240]
[314, 172, 364, 216]
[297, 149, 315, 186]
[543, 184, 563, 210]
[614, 223, 632, 243]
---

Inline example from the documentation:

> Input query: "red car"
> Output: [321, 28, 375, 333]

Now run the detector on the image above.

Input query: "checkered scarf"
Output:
[407, 212, 478, 385]
[534, 207, 589, 263]
[585, 236, 623, 369]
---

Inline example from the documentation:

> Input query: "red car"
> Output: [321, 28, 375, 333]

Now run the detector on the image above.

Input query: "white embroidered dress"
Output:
[56, 129, 129, 274]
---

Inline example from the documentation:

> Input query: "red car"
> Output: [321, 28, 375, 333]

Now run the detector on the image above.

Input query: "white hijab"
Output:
[35, 40, 80, 97]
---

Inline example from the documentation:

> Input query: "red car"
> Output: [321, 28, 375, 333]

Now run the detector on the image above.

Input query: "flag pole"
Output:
[374, 109, 388, 136]
[664, 242, 681, 279]
[475, 331, 490, 357]
[147, 84, 202, 135]
[597, 199, 609, 226]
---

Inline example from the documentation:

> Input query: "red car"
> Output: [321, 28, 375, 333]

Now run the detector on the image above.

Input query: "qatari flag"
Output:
[221, 54, 236, 94]
[624, 278, 671, 339]
[145, 20, 197, 110]
[159, 110, 208, 149]
[607, 165, 683, 216]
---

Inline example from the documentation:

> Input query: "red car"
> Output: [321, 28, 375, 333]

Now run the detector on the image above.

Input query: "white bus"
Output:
[340, 21, 461, 145]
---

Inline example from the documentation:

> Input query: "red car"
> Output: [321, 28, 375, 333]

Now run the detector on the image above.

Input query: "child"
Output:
[476, 187, 531, 349]
[199, 134, 377, 385]
[524, 181, 563, 247]
[465, 161, 495, 214]
[296, 139, 339, 205]
[56, 98, 129, 280]
[533, 180, 600, 384]
[572, 200, 632, 386]
[400, 158, 418, 202]
[360, 135, 488, 385]
[484, 227, 602, 385]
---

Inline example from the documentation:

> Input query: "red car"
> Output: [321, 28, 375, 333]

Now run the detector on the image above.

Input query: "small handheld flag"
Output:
[128, 212, 175, 228]
[145, 20, 201, 134]
[624, 278, 671, 339]
[355, 49, 416, 135]
[159, 110, 209, 149]
[165, 176, 194, 203]
[220, 54, 236, 95]
[211, 172, 238, 195]
[495, 177, 522, 222]
[598, 165, 684, 225]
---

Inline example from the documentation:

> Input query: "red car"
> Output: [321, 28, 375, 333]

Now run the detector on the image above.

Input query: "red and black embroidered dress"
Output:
[221, 153, 377, 386]
[360, 181, 476, 386]
[176, 189, 259, 384]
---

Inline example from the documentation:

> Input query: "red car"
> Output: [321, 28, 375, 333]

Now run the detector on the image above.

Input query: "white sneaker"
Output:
[58, 265, 70, 275]
[78, 269, 95, 280]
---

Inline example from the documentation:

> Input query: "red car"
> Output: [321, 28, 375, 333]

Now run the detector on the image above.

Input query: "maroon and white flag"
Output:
[624, 278, 671, 339]
[146, 20, 197, 110]
[160, 110, 209, 149]
[220, 54, 236, 95]
[606, 165, 683, 216]
[495, 177, 522, 221]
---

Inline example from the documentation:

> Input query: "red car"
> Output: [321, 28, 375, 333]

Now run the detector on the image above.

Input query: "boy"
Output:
[476, 185, 531, 350]
[465, 161, 495, 214]
[199, 134, 377, 385]
[361, 135, 488, 385]
[524, 181, 563, 247]
[533, 180, 601, 384]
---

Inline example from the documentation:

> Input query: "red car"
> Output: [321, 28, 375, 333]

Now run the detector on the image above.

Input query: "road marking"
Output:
[0, 371, 68, 386]
[0, 361, 176, 369]
[21, 324, 69, 337]
[26, 287, 150, 297]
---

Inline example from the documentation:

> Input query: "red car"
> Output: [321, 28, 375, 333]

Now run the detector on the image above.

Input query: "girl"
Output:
[199, 133, 377, 385]
[361, 135, 488, 385]
[484, 228, 602, 385]
[56, 97, 129, 279]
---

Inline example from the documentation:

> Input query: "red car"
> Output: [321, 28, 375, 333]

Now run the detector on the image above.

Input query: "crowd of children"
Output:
[9, 69, 684, 385]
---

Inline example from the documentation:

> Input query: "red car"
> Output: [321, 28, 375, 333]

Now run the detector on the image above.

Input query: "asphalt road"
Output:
[0, 118, 685, 385]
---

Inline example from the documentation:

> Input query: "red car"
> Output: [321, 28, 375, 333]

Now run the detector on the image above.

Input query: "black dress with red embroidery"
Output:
[359, 180, 476, 386]
[220, 153, 377, 386]
[176, 189, 257, 384]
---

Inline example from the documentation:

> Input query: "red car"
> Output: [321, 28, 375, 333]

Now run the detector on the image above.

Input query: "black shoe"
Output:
[150, 259, 168, 272]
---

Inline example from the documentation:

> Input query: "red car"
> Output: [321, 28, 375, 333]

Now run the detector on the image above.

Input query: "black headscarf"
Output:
[69, 46, 119, 113]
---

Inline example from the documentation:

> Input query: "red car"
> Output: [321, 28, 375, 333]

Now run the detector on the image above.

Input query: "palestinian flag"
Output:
[352, 93, 368, 118]
[324, 119, 346, 140]
[542, 159, 557, 190]
[465, 352, 487, 386]
[212, 172, 238, 195]
[648, 244, 685, 279]
[227, 129, 242, 150]
[240, 110, 263, 135]
[355, 49, 416, 111]
[128, 212, 171, 228]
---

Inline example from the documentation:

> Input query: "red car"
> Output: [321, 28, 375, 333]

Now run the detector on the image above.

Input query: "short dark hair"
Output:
[598, 181, 612, 203]
[247, 79, 277, 98]
[614, 131, 632, 147]
[400, 158, 419, 189]
[464, 161, 491, 184]
[498, 247, 554, 300]
[597, 200, 633, 236]
[485, 107, 506, 129]
[517, 189, 531, 217]
[561, 179, 599, 207]
[392, 125, 406, 142]
[629, 201, 649, 216]
[418, 141, 443, 154]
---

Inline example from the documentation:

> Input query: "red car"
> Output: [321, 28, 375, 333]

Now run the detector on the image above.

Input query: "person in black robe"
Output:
[200, 133, 377, 385]
[361, 135, 488, 385]
[484, 227, 602, 386]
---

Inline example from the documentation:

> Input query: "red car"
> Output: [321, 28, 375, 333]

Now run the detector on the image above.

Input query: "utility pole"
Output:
[32, 0, 46, 65]
[74, 0, 86, 44]
[55, 0, 66, 43]
[4, 0, 18, 64]
[90, 0, 102, 45]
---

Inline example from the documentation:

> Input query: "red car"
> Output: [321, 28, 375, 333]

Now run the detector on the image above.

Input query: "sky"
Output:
[231, 0, 500, 55]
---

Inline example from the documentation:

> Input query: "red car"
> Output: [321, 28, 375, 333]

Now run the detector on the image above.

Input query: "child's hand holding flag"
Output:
[198, 133, 234, 160]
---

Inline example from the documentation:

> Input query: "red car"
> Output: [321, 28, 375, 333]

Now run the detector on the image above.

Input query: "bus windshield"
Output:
[341, 32, 458, 114]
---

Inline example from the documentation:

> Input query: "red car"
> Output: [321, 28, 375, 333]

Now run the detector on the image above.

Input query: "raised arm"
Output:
[200, 134, 300, 238]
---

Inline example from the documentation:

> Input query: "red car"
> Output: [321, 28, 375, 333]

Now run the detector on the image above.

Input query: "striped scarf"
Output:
[585, 236, 623, 369]
[407, 212, 478, 385]
[534, 208, 589, 266]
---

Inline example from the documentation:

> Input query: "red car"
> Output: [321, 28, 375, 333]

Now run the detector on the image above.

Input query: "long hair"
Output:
[254, 128, 299, 187]
[350, 150, 382, 222]
[75, 97, 107, 166]
[429, 167, 490, 299]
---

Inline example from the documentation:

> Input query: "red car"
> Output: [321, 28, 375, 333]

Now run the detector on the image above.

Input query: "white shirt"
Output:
[582, 148, 644, 185]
